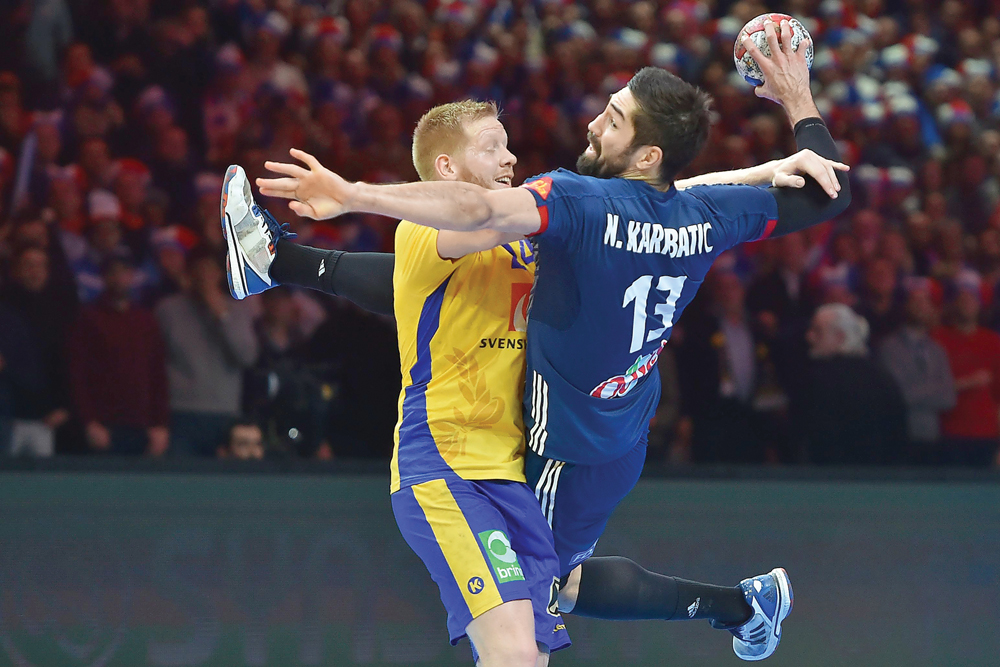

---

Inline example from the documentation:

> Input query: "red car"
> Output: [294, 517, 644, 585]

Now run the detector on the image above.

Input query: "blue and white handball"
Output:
[734, 13, 814, 87]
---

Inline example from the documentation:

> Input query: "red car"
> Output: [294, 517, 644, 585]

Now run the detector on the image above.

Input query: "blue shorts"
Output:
[526, 438, 647, 578]
[391, 477, 571, 655]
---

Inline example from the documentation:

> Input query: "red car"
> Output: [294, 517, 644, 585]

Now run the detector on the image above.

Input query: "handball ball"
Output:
[734, 13, 814, 86]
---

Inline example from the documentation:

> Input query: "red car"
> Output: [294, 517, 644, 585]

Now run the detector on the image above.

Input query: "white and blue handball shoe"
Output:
[728, 567, 794, 661]
[221, 164, 295, 300]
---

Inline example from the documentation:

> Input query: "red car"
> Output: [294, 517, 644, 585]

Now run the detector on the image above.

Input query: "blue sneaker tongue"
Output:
[261, 209, 298, 240]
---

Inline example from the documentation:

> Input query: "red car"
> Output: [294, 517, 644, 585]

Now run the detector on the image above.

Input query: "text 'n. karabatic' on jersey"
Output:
[520, 169, 778, 465]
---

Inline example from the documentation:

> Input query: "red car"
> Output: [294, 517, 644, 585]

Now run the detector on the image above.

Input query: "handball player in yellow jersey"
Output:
[226, 88, 846, 665]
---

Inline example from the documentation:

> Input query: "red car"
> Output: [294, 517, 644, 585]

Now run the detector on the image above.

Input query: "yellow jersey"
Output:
[390, 221, 536, 492]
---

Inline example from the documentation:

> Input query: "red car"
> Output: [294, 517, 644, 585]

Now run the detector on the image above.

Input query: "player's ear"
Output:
[434, 154, 459, 181]
[635, 145, 663, 174]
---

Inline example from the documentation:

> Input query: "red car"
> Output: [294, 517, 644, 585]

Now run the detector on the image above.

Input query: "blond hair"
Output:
[411, 100, 499, 182]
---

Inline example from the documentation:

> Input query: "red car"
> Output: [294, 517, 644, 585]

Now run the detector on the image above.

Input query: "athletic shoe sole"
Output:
[739, 567, 794, 661]
[221, 164, 249, 300]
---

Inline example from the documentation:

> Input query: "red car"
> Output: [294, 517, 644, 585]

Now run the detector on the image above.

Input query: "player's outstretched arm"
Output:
[739, 18, 852, 235]
[676, 149, 848, 198]
[257, 149, 542, 235]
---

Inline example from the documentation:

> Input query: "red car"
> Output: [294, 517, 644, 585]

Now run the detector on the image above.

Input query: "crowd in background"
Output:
[0, 0, 998, 466]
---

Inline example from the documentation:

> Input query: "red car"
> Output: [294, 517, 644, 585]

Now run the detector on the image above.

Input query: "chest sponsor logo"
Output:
[509, 282, 531, 332]
[603, 213, 714, 258]
[477, 530, 525, 583]
[590, 341, 666, 398]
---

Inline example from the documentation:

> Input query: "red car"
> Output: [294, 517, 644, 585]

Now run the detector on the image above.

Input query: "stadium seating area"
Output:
[0, 0, 998, 465]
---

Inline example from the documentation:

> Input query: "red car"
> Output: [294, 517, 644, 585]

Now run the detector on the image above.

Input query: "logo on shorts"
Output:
[568, 542, 598, 567]
[468, 576, 485, 594]
[547, 577, 561, 616]
[477, 530, 525, 583]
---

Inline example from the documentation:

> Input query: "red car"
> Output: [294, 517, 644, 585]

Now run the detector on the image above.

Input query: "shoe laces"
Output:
[261, 208, 298, 240]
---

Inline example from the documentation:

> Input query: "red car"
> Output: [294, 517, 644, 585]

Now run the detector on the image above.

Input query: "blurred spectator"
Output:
[878, 281, 957, 463]
[245, 286, 333, 457]
[303, 301, 399, 459]
[156, 247, 257, 456]
[856, 257, 905, 348]
[647, 345, 682, 463]
[747, 233, 817, 389]
[67, 252, 169, 456]
[74, 189, 137, 302]
[933, 287, 1000, 466]
[1, 244, 73, 455]
[792, 304, 908, 465]
[676, 271, 779, 464]
[0, 303, 44, 455]
[218, 420, 265, 461]
[21, 0, 73, 105]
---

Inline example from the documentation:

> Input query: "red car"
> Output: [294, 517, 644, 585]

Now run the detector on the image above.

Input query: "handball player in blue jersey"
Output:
[258, 22, 849, 661]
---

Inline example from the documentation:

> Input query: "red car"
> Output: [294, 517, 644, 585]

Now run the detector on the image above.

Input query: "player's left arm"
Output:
[765, 117, 852, 236]
[740, 19, 852, 237]
[676, 149, 848, 197]
[256, 149, 543, 235]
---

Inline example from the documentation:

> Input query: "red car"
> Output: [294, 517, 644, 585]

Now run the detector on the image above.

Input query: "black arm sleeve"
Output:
[269, 241, 395, 316]
[767, 117, 852, 238]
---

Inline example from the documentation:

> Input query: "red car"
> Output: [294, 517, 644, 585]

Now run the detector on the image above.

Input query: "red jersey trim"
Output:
[758, 218, 778, 241]
[527, 205, 549, 237]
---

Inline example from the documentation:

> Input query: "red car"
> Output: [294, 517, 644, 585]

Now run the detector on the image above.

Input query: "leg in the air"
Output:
[563, 556, 752, 625]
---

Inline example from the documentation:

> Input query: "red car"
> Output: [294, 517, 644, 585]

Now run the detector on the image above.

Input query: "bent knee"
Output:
[557, 565, 582, 613]
[478, 640, 539, 667]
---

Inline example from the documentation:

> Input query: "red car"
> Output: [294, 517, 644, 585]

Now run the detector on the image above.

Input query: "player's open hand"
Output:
[257, 149, 354, 220]
[771, 149, 849, 198]
[742, 20, 811, 109]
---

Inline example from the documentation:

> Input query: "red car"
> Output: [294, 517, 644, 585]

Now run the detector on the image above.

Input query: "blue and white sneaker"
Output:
[728, 567, 794, 661]
[221, 164, 295, 300]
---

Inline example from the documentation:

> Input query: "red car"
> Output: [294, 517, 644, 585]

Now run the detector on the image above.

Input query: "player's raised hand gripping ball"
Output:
[735, 13, 813, 87]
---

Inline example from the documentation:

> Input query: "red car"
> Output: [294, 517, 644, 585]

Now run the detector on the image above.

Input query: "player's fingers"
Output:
[264, 161, 308, 178]
[779, 20, 794, 55]
[289, 148, 322, 172]
[257, 187, 292, 200]
[743, 37, 770, 73]
[797, 37, 812, 61]
[827, 161, 841, 192]
[773, 173, 806, 188]
[255, 176, 298, 191]
[288, 200, 316, 219]
[255, 177, 298, 198]
[798, 157, 836, 196]
[763, 21, 783, 64]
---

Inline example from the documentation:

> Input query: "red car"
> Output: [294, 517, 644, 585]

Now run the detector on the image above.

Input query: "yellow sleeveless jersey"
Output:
[390, 221, 536, 492]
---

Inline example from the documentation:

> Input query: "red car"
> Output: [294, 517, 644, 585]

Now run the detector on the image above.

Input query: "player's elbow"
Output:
[459, 187, 494, 231]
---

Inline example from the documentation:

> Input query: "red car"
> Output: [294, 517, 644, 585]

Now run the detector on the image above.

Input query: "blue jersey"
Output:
[520, 169, 778, 465]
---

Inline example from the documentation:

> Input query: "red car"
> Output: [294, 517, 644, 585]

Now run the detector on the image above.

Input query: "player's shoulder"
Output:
[522, 168, 614, 199]
[394, 219, 435, 244]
